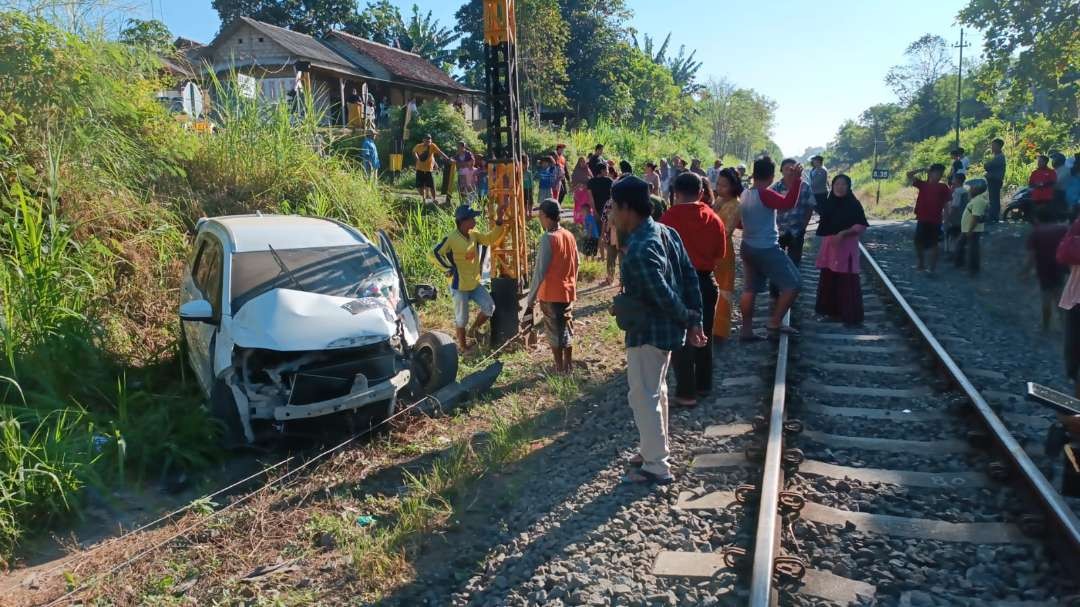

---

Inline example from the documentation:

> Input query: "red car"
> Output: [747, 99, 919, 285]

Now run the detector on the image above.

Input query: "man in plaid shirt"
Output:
[769, 158, 816, 296]
[610, 176, 706, 485]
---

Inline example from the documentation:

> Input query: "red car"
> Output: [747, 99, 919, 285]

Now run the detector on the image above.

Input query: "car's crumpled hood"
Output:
[232, 289, 397, 351]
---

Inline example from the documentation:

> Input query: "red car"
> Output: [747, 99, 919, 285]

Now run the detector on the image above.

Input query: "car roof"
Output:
[204, 214, 371, 253]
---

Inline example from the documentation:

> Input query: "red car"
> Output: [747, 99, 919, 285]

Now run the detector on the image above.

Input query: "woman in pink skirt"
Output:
[814, 174, 869, 325]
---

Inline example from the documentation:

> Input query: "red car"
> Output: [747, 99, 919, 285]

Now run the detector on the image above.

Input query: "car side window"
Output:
[191, 236, 224, 319]
[191, 240, 211, 291]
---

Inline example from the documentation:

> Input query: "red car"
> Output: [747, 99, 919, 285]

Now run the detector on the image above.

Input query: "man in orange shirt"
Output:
[525, 199, 580, 373]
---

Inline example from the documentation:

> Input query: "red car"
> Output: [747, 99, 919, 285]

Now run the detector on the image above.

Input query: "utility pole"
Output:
[952, 28, 970, 150]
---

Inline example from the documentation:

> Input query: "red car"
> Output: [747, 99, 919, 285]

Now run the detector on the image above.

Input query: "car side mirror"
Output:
[412, 284, 437, 303]
[180, 299, 215, 323]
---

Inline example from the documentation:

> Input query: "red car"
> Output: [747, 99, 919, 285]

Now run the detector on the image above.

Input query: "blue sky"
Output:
[133, 0, 981, 157]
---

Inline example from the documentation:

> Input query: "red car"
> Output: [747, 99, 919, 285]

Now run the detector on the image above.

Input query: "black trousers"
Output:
[987, 177, 1003, 222]
[673, 271, 718, 398]
[769, 232, 805, 297]
[954, 232, 980, 274]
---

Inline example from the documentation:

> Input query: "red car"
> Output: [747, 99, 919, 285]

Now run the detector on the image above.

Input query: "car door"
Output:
[182, 234, 225, 393]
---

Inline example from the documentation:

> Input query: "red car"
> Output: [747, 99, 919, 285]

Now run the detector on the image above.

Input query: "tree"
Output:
[118, 18, 172, 54]
[345, 3, 460, 70]
[559, 0, 632, 121]
[211, 0, 356, 36]
[958, 0, 1080, 121]
[453, 0, 569, 115]
[346, 0, 401, 45]
[697, 78, 777, 162]
[398, 5, 461, 70]
[884, 34, 953, 104]
[634, 33, 703, 94]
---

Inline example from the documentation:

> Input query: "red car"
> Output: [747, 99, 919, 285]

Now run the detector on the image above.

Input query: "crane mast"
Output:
[482, 0, 529, 346]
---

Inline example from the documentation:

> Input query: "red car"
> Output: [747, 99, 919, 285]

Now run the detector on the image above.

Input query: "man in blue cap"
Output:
[433, 201, 508, 350]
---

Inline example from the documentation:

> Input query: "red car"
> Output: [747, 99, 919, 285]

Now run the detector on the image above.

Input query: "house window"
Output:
[258, 37, 264, 42]
[237, 38, 243, 44]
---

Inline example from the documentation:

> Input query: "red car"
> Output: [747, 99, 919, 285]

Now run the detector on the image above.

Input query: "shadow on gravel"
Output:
[376, 368, 649, 606]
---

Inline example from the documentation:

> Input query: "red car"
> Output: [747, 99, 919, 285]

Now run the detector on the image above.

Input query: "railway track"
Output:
[653, 242, 1080, 605]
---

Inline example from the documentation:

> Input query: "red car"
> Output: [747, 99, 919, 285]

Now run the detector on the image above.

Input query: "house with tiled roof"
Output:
[191, 17, 480, 128]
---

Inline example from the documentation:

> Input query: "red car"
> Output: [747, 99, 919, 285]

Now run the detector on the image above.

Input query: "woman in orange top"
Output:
[712, 168, 743, 341]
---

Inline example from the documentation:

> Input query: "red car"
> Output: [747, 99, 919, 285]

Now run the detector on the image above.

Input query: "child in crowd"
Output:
[945, 173, 969, 255]
[582, 204, 600, 258]
[458, 159, 476, 203]
[521, 153, 534, 216]
[538, 155, 558, 201]
[956, 179, 988, 275]
[1026, 205, 1069, 331]
[573, 182, 592, 225]
[475, 156, 489, 201]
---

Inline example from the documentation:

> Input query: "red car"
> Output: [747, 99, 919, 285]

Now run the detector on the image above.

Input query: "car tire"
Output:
[210, 379, 247, 448]
[410, 331, 458, 396]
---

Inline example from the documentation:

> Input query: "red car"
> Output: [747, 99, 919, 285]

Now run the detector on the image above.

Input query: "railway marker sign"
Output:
[872, 168, 891, 180]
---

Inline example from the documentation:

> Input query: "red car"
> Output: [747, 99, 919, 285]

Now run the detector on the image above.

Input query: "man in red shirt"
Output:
[907, 163, 951, 274]
[660, 172, 727, 406]
[1030, 154, 1058, 206]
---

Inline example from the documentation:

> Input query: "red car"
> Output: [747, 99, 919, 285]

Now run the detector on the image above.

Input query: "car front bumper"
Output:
[269, 369, 411, 421]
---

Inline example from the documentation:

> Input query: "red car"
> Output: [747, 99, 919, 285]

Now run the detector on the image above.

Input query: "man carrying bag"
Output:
[609, 176, 706, 485]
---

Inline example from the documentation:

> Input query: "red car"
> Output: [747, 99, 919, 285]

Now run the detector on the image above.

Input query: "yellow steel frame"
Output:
[482, 0, 527, 282]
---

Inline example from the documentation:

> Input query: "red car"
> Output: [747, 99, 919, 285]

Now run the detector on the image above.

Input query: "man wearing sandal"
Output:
[738, 156, 804, 340]
[610, 176, 707, 485]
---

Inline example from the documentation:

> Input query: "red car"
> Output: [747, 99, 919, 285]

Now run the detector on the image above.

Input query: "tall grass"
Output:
[0, 10, 478, 559]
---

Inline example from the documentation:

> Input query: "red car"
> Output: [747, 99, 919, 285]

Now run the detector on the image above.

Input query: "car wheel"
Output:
[210, 379, 247, 447]
[410, 331, 458, 396]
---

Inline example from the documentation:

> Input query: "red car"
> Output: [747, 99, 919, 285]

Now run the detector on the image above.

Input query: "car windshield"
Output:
[230, 244, 395, 315]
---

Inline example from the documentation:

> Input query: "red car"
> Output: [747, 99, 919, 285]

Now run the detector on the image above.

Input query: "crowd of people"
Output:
[425, 137, 1080, 485]
[428, 140, 880, 484]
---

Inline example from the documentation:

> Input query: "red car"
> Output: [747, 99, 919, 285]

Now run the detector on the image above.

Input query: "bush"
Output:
[379, 101, 482, 169]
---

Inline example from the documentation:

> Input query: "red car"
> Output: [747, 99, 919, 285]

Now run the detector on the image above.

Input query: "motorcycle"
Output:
[1002, 186, 1034, 222]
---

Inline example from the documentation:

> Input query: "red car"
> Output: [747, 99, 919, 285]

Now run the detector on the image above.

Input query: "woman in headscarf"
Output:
[711, 168, 743, 341]
[814, 174, 869, 325]
[571, 156, 592, 190]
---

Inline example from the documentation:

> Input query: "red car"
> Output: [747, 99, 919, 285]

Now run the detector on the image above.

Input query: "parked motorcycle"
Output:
[1002, 186, 1034, 222]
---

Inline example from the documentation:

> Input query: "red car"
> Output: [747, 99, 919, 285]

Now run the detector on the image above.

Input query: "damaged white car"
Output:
[179, 214, 457, 444]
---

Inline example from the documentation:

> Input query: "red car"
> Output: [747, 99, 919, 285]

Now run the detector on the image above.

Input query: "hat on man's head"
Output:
[454, 205, 482, 224]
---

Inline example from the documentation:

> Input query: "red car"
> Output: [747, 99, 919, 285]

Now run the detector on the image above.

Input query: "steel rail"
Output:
[748, 309, 791, 606]
[858, 242, 1080, 555]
